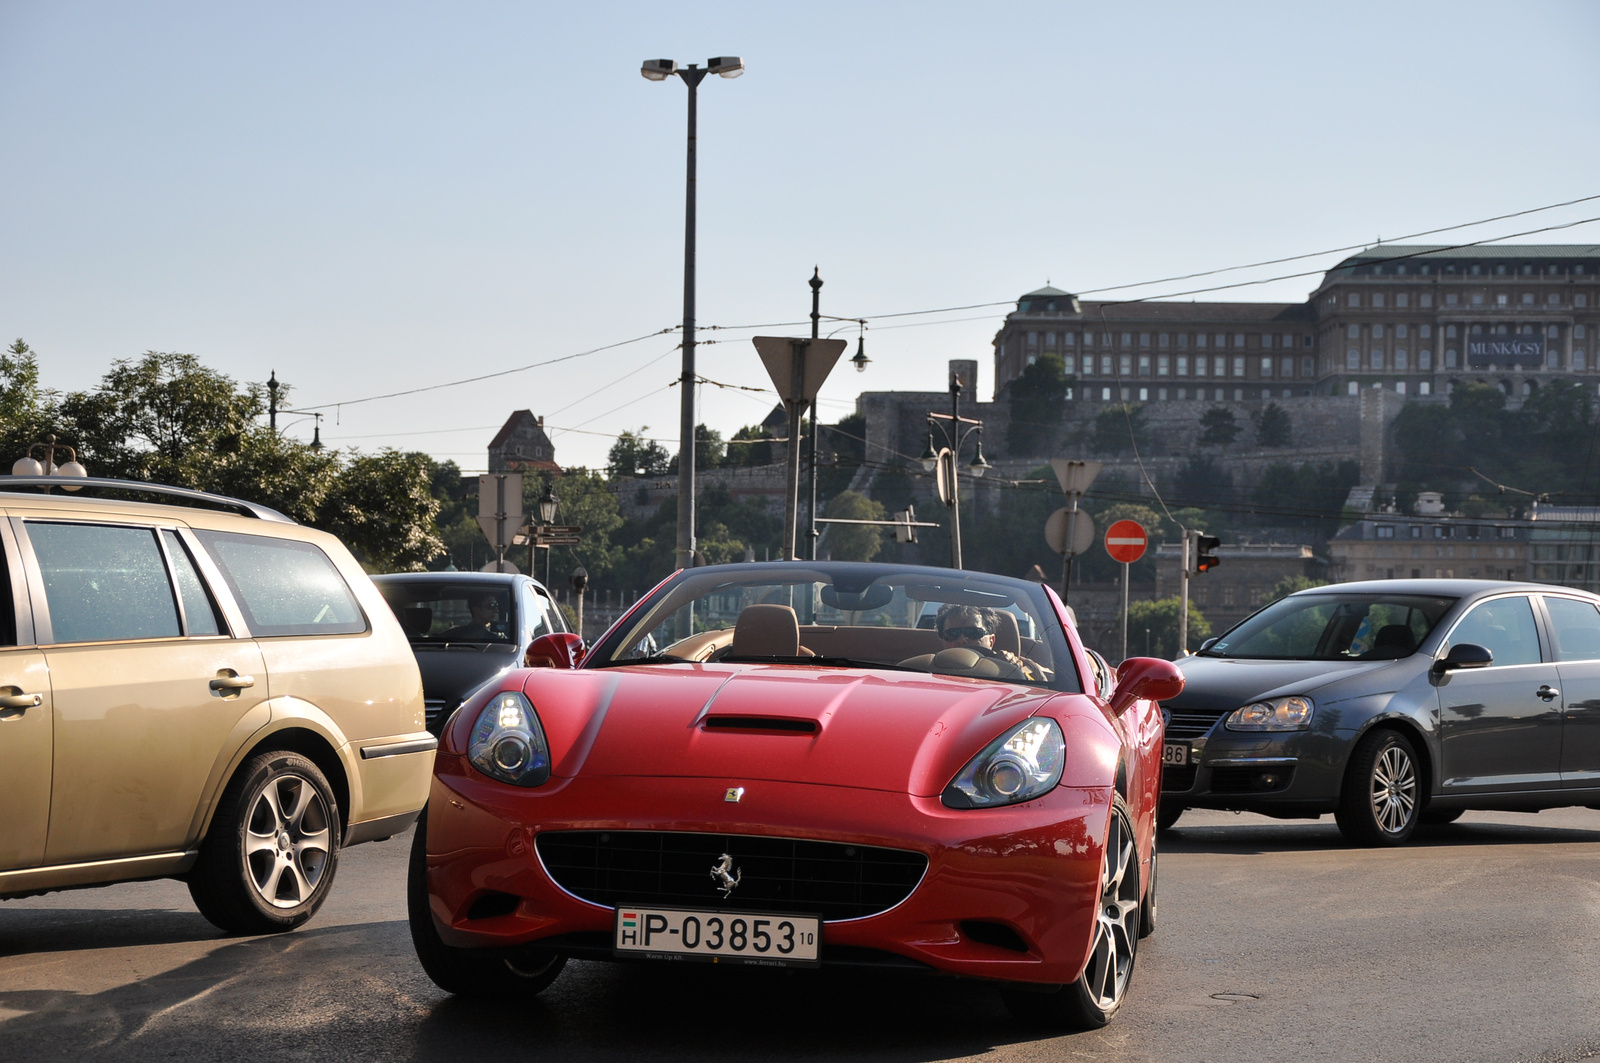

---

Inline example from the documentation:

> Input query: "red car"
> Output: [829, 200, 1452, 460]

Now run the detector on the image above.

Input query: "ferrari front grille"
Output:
[535, 830, 928, 922]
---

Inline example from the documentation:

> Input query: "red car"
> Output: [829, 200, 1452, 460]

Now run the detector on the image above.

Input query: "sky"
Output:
[3, 1, 1599, 473]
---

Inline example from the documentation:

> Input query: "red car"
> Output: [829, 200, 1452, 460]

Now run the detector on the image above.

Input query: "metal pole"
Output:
[494, 475, 507, 574]
[807, 270, 822, 560]
[267, 371, 279, 433]
[1062, 498, 1078, 604]
[675, 66, 708, 572]
[1178, 529, 1190, 657]
[575, 588, 584, 640]
[949, 379, 962, 570]
[1121, 561, 1130, 663]
[782, 341, 806, 559]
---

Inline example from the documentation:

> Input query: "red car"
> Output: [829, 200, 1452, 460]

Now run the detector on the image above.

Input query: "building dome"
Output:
[1016, 285, 1080, 314]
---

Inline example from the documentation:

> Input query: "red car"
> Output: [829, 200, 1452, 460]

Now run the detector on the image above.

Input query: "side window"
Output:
[1448, 596, 1542, 668]
[523, 584, 557, 638]
[194, 530, 366, 637]
[160, 530, 223, 636]
[1544, 596, 1600, 661]
[28, 522, 180, 643]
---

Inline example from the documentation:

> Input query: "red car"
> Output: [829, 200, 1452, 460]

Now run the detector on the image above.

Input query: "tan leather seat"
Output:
[991, 610, 1021, 657]
[731, 604, 801, 657]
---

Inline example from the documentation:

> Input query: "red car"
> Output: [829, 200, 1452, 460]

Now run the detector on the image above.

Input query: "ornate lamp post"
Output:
[920, 375, 989, 569]
[12, 435, 88, 490]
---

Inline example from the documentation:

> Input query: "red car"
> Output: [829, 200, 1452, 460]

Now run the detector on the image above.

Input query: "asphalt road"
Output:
[5, 808, 1600, 1063]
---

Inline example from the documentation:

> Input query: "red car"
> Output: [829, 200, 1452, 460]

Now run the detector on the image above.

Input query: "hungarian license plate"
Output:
[614, 905, 821, 967]
[1162, 742, 1189, 766]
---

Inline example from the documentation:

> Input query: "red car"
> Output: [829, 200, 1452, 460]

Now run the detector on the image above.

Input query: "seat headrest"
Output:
[732, 604, 800, 658]
[991, 610, 1021, 656]
[399, 606, 432, 637]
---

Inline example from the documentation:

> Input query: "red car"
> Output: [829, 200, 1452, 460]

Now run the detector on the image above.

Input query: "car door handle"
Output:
[0, 691, 42, 710]
[210, 673, 256, 692]
[1538, 685, 1561, 701]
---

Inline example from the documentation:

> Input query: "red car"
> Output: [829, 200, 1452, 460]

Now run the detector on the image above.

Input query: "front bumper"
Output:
[422, 758, 1113, 986]
[1161, 728, 1351, 816]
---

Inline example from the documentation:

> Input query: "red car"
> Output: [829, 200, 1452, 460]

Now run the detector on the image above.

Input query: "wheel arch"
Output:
[199, 725, 355, 842]
[1349, 713, 1434, 801]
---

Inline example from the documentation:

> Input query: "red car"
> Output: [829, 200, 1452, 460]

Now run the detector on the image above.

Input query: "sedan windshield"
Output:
[586, 563, 1079, 691]
[377, 582, 516, 644]
[1205, 593, 1457, 661]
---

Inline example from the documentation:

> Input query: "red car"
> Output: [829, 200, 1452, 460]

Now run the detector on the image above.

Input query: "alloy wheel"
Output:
[1083, 811, 1141, 1009]
[244, 773, 334, 908]
[1369, 745, 1417, 835]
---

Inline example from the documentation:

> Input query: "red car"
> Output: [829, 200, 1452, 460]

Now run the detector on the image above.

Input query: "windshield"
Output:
[1206, 593, 1457, 661]
[377, 582, 516, 644]
[586, 563, 1079, 691]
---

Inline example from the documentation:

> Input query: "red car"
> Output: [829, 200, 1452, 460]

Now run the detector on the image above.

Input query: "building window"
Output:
[1119, 355, 1133, 376]
[1194, 357, 1206, 378]
[1521, 292, 1534, 305]
[1100, 387, 1111, 400]
[1063, 332, 1076, 346]
[1376, 525, 1395, 539]
[1396, 381, 1407, 394]
[1157, 355, 1169, 376]
[1396, 349, 1408, 370]
[1063, 354, 1076, 374]
[1579, 325, 1588, 339]
[1178, 387, 1189, 400]
[1232, 357, 1245, 377]
[1577, 350, 1588, 371]
[1446, 325, 1457, 338]
[1177, 333, 1189, 348]
[1371, 350, 1385, 370]
[1177, 355, 1189, 376]
[1372, 324, 1384, 339]
[1121, 386, 1131, 401]
[1140, 333, 1151, 347]
[1421, 293, 1433, 308]
[1347, 324, 1359, 339]
[1234, 334, 1245, 348]
[1420, 324, 1432, 339]
[1373, 293, 1386, 308]
[1302, 356, 1314, 376]
[1216, 334, 1227, 349]
[1396, 324, 1408, 339]
[1158, 387, 1167, 400]
[1420, 349, 1432, 370]
[1282, 357, 1295, 377]
[1120, 333, 1132, 347]
[1101, 355, 1112, 375]
[1446, 348, 1458, 367]
[1138, 354, 1150, 375]
[1500, 526, 1515, 539]
[1196, 333, 1208, 348]
[1233, 387, 1243, 401]
[1138, 387, 1148, 401]
[1446, 293, 1458, 306]
[1472, 293, 1485, 306]
[1260, 357, 1273, 377]
[1348, 293, 1360, 307]
[1027, 331, 1037, 345]
[1159, 333, 1170, 347]
[1347, 381, 1359, 395]
[1549, 293, 1561, 306]
[1396, 293, 1409, 308]
[1577, 294, 1589, 308]
[1420, 381, 1432, 395]
[1497, 294, 1510, 306]
[1346, 348, 1360, 369]
[1261, 334, 1273, 350]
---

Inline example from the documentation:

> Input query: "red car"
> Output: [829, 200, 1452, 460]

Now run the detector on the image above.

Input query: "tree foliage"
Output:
[607, 428, 670, 478]
[1253, 402, 1292, 447]
[822, 490, 887, 562]
[1005, 353, 1070, 455]
[1089, 404, 1150, 455]
[1198, 406, 1241, 446]
[1126, 596, 1212, 659]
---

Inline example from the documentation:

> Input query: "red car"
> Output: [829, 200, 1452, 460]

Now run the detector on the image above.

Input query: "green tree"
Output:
[519, 467, 625, 584]
[1253, 402, 1292, 447]
[1198, 406, 1240, 446]
[726, 424, 773, 466]
[1005, 353, 1070, 455]
[1090, 403, 1150, 455]
[822, 490, 887, 562]
[1267, 575, 1328, 603]
[319, 450, 445, 572]
[607, 428, 670, 478]
[0, 339, 58, 462]
[1126, 596, 1212, 659]
[694, 424, 726, 468]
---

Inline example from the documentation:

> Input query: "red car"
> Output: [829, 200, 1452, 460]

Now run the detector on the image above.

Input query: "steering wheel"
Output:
[923, 646, 1026, 681]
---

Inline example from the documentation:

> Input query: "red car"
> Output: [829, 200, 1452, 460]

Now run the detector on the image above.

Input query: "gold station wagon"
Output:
[0, 478, 434, 933]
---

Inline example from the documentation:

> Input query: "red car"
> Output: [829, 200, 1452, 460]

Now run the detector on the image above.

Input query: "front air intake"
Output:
[701, 715, 818, 734]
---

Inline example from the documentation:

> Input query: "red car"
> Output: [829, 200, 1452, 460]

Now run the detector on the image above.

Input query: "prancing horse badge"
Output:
[724, 786, 745, 803]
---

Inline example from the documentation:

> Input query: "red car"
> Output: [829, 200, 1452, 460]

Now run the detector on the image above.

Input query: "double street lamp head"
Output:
[640, 57, 744, 81]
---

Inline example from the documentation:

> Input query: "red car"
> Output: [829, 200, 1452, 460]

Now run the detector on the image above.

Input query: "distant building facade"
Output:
[1328, 516, 1530, 583]
[1153, 543, 1324, 632]
[993, 245, 1600, 406]
[488, 410, 558, 473]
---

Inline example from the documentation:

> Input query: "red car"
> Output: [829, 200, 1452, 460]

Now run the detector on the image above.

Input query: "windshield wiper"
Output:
[589, 654, 690, 668]
[1194, 647, 1227, 657]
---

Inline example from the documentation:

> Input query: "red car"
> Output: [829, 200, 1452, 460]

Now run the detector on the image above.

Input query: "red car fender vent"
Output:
[466, 891, 521, 921]
[701, 715, 819, 735]
[959, 920, 1031, 953]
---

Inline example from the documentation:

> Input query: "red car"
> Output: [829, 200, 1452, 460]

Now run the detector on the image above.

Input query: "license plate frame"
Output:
[1162, 741, 1190, 766]
[614, 905, 822, 968]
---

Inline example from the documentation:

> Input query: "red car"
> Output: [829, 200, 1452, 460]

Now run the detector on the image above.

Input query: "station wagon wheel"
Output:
[1335, 728, 1421, 847]
[188, 751, 342, 934]
[1002, 796, 1140, 1029]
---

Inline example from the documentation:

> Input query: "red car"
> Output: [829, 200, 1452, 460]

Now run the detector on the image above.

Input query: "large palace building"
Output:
[992, 245, 1600, 404]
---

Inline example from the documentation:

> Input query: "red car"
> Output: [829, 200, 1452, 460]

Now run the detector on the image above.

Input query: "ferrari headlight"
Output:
[942, 717, 1065, 809]
[1225, 696, 1314, 732]
[468, 691, 551, 787]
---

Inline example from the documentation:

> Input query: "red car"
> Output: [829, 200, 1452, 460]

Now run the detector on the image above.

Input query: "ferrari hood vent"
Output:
[701, 714, 819, 735]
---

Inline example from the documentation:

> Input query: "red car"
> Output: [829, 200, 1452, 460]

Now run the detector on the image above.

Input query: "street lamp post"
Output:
[920, 374, 989, 569]
[11, 435, 88, 488]
[641, 55, 744, 571]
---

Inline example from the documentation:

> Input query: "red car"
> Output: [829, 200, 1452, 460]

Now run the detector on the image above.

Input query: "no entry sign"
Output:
[1105, 520, 1148, 564]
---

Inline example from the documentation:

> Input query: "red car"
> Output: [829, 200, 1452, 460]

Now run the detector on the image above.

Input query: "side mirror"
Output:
[1108, 657, 1185, 717]
[1433, 642, 1492, 674]
[1199, 637, 1219, 652]
[526, 632, 585, 669]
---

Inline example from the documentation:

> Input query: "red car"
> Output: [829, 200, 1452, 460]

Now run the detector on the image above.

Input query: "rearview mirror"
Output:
[819, 584, 894, 611]
[1108, 657, 1185, 717]
[526, 633, 585, 669]
[1433, 642, 1492, 673]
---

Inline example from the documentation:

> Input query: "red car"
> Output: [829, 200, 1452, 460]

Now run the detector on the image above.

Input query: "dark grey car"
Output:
[372, 572, 569, 734]
[1160, 579, 1600, 845]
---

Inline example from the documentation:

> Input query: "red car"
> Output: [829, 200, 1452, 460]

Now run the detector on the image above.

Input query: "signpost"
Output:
[753, 336, 848, 560]
[476, 473, 524, 573]
[1105, 519, 1148, 662]
[1047, 459, 1103, 603]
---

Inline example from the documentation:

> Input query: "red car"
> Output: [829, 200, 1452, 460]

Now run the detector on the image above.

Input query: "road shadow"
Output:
[0, 919, 1074, 1063]
[0, 906, 223, 957]
[1159, 816, 1600, 855]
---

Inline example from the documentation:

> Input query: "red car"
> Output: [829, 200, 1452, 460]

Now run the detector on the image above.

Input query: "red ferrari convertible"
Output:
[409, 561, 1181, 1028]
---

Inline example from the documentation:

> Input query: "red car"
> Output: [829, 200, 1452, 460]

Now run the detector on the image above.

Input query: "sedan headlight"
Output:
[1225, 696, 1314, 732]
[468, 691, 551, 787]
[942, 718, 1065, 809]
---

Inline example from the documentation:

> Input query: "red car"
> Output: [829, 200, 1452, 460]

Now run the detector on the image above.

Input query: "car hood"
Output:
[413, 643, 520, 704]
[1169, 655, 1413, 712]
[522, 664, 1070, 798]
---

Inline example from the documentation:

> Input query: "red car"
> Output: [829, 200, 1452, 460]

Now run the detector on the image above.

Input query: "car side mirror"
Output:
[526, 632, 585, 669]
[1433, 642, 1492, 674]
[1108, 657, 1185, 717]
[1199, 637, 1219, 652]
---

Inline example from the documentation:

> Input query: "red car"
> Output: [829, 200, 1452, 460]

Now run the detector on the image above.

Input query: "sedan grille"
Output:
[1164, 707, 1229, 741]
[536, 830, 928, 922]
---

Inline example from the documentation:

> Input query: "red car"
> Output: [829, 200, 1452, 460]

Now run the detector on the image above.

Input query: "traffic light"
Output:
[1189, 530, 1221, 575]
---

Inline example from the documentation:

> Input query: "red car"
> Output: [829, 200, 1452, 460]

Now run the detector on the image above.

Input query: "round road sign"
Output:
[1044, 508, 1095, 557]
[1105, 519, 1148, 564]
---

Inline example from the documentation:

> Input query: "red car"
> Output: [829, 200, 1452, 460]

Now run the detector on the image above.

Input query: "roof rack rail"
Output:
[0, 476, 297, 523]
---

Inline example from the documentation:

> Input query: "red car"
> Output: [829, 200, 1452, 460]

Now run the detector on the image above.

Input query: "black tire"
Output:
[408, 810, 566, 998]
[1157, 802, 1184, 832]
[1137, 841, 1157, 939]
[1335, 728, 1422, 847]
[188, 750, 341, 934]
[1420, 807, 1464, 826]
[1003, 796, 1141, 1030]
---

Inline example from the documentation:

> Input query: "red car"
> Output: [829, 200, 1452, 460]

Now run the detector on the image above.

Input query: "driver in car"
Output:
[442, 593, 507, 641]
[936, 605, 1045, 680]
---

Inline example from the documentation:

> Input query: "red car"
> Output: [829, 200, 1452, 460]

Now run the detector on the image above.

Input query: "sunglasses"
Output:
[940, 626, 989, 641]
